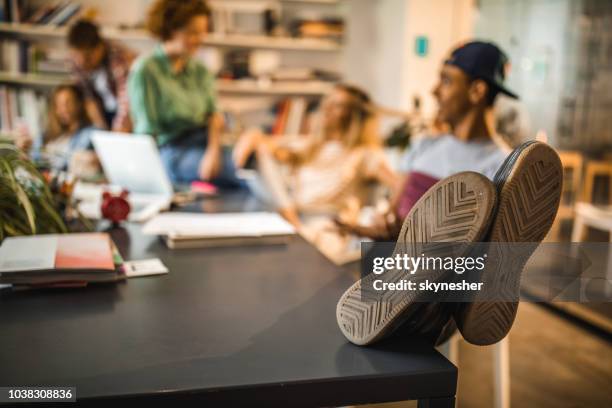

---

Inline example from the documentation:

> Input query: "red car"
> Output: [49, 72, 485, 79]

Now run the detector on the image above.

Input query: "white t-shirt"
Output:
[91, 68, 117, 113]
[401, 134, 509, 181]
[292, 141, 386, 211]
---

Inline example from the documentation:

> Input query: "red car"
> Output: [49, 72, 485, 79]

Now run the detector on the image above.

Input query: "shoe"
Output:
[336, 172, 497, 346]
[392, 302, 458, 346]
[454, 141, 563, 346]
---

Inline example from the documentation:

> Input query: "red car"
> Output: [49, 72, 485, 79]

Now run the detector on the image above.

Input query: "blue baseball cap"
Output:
[445, 41, 518, 100]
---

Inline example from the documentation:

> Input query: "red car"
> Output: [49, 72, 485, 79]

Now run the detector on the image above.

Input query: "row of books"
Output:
[1, 39, 70, 75]
[209, 2, 344, 42]
[1, 0, 82, 25]
[289, 18, 344, 41]
[271, 97, 320, 136]
[0, 85, 47, 137]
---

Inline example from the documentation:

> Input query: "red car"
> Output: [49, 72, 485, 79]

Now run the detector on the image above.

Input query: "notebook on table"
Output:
[142, 212, 296, 249]
[0, 233, 124, 285]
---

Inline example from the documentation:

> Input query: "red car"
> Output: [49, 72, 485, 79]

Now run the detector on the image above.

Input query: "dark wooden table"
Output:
[0, 192, 457, 407]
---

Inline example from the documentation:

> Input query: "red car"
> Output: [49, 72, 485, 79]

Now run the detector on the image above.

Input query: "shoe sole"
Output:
[455, 141, 563, 345]
[336, 172, 497, 345]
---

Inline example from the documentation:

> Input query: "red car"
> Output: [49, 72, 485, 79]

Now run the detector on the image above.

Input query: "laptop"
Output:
[75, 131, 174, 222]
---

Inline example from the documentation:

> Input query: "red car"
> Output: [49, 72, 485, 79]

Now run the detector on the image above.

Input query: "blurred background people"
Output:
[67, 20, 135, 132]
[337, 41, 515, 240]
[15, 84, 100, 177]
[128, 0, 238, 187]
[234, 84, 399, 227]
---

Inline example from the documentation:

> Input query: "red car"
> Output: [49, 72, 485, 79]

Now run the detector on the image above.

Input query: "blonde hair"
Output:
[301, 84, 380, 162]
[45, 84, 90, 142]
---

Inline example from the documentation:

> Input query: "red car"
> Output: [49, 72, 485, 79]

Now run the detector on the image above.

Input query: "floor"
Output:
[359, 302, 612, 408]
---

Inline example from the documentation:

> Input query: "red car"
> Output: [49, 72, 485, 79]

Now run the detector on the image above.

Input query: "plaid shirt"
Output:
[72, 41, 135, 132]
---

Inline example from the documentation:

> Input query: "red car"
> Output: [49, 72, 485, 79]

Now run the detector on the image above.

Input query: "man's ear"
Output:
[468, 79, 489, 105]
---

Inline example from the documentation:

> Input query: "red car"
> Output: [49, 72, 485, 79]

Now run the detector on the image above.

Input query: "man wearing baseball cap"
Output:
[338, 40, 518, 244]
[336, 40, 563, 348]
[336, 41, 519, 344]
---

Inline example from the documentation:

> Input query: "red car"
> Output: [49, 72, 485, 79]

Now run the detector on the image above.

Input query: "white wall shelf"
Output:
[0, 23, 341, 52]
[217, 79, 333, 95]
[0, 71, 70, 87]
[0, 71, 333, 96]
[281, 0, 341, 4]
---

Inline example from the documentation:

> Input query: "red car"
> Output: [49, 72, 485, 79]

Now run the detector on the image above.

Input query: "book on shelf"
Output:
[0, 0, 23, 23]
[271, 98, 290, 135]
[289, 17, 344, 41]
[1, 37, 71, 75]
[0, 233, 126, 285]
[271, 97, 314, 136]
[1, 0, 82, 25]
[284, 97, 306, 136]
[0, 84, 47, 141]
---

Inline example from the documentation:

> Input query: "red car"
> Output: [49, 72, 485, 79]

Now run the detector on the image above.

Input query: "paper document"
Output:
[0, 235, 58, 273]
[142, 212, 296, 238]
[124, 259, 168, 278]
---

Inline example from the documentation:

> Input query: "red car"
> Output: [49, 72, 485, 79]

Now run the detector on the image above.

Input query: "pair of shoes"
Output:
[336, 141, 563, 346]
[454, 141, 563, 345]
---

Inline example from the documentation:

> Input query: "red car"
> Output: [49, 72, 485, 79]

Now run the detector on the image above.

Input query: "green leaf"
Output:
[14, 181, 36, 234]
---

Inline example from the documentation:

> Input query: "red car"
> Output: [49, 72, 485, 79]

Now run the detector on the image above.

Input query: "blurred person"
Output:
[15, 85, 100, 177]
[128, 0, 237, 186]
[67, 19, 135, 132]
[233, 84, 399, 227]
[337, 41, 516, 240]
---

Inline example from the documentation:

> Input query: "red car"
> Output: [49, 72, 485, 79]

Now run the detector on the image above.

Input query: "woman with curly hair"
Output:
[128, 0, 238, 186]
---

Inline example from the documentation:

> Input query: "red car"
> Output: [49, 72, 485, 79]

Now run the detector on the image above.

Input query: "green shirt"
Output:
[128, 45, 217, 145]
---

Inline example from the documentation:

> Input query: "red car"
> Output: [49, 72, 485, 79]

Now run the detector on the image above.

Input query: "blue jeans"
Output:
[159, 128, 243, 188]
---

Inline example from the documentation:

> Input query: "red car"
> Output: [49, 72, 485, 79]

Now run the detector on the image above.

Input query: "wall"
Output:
[344, 0, 475, 123]
[402, 0, 474, 116]
[474, 0, 569, 147]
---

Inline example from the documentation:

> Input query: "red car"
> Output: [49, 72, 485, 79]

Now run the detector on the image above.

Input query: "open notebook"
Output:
[0, 233, 122, 284]
[142, 212, 296, 249]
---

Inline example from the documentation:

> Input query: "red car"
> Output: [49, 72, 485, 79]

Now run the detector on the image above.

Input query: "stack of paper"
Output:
[142, 212, 296, 249]
[0, 233, 124, 286]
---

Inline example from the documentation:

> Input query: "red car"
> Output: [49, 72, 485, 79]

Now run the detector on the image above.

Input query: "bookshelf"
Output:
[0, 22, 342, 52]
[0, 71, 69, 87]
[217, 79, 333, 95]
[0, 0, 346, 133]
[0, 70, 333, 96]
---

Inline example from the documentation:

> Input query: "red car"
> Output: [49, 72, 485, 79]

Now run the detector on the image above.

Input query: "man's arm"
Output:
[198, 112, 223, 180]
[85, 98, 108, 129]
[110, 47, 135, 132]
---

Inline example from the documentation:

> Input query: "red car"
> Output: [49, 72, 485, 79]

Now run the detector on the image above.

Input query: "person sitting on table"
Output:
[232, 84, 399, 227]
[128, 0, 237, 187]
[336, 41, 514, 240]
[15, 84, 100, 178]
[67, 19, 135, 132]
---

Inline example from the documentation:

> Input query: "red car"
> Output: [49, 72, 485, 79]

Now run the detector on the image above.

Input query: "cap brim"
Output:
[444, 60, 520, 100]
[496, 85, 519, 100]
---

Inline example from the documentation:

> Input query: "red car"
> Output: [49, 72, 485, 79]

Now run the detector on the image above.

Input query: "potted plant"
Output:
[0, 143, 67, 241]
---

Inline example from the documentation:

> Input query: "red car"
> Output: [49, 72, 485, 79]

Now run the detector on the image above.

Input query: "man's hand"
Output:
[85, 98, 108, 130]
[279, 206, 302, 229]
[198, 147, 222, 181]
[334, 211, 401, 241]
